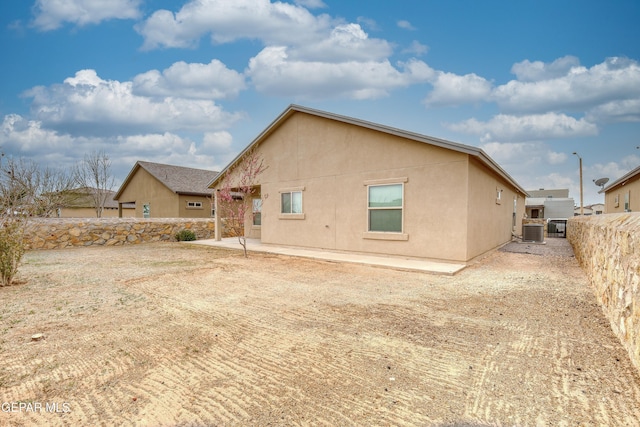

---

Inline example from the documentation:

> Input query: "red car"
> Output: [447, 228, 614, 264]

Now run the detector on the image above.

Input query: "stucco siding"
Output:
[254, 112, 471, 261]
[178, 194, 213, 218]
[214, 108, 525, 263]
[605, 175, 640, 213]
[466, 158, 525, 260]
[117, 168, 179, 217]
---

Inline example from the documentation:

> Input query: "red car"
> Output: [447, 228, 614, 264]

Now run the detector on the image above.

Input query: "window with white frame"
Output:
[186, 201, 203, 209]
[281, 191, 302, 214]
[252, 198, 262, 226]
[625, 192, 630, 211]
[368, 183, 403, 232]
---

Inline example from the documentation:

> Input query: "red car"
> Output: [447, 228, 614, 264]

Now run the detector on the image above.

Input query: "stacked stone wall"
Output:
[568, 213, 640, 372]
[23, 218, 216, 250]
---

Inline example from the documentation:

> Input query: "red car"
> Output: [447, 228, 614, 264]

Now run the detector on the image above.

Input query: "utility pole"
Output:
[573, 152, 583, 216]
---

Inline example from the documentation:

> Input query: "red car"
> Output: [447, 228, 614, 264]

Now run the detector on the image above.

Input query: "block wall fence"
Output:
[568, 213, 640, 372]
[22, 218, 216, 250]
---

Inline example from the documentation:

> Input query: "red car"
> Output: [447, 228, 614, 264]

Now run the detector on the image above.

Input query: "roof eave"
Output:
[600, 164, 640, 193]
[207, 104, 528, 195]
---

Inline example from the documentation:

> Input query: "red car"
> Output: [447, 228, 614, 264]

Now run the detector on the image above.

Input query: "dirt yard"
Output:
[1, 240, 639, 426]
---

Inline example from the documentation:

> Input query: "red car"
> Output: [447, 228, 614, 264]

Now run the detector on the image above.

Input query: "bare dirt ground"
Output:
[1, 239, 640, 426]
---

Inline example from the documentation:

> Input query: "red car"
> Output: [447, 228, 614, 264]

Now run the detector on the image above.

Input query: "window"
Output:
[625, 192, 630, 211]
[252, 198, 262, 226]
[143, 203, 150, 218]
[368, 183, 403, 232]
[186, 201, 202, 209]
[281, 191, 302, 214]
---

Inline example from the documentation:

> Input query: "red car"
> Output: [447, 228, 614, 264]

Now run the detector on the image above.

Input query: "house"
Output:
[525, 188, 575, 219]
[114, 161, 218, 218]
[589, 203, 605, 215]
[573, 203, 605, 216]
[209, 105, 528, 263]
[600, 165, 640, 213]
[55, 187, 135, 218]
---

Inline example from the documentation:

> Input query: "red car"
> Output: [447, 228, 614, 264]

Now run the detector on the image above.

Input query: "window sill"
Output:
[279, 213, 305, 220]
[362, 232, 409, 241]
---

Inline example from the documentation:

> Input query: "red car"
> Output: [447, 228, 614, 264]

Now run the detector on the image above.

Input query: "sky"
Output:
[1, 0, 639, 206]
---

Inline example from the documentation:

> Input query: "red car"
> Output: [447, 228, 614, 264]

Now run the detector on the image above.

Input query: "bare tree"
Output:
[0, 155, 74, 285]
[1, 157, 74, 218]
[73, 150, 116, 218]
[217, 149, 267, 257]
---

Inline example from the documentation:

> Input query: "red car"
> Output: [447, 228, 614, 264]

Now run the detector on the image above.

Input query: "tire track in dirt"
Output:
[4, 243, 640, 426]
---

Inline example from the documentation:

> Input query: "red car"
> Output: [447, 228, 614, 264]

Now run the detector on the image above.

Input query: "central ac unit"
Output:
[522, 224, 544, 242]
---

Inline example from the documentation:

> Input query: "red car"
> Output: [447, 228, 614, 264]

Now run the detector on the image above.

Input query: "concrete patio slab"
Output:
[188, 238, 466, 275]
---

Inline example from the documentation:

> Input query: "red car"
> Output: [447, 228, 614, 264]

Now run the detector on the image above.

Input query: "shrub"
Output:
[0, 219, 26, 286]
[175, 229, 196, 242]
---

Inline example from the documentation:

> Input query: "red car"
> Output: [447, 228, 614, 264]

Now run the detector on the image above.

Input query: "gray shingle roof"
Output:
[137, 161, 218, 195]
[115, 161, 219, 200]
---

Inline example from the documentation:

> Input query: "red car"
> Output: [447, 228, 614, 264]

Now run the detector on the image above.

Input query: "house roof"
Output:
[600, 164, 640, 194]
[114, 161, 219, 200]
[64, 187, 120, 209]
[207, 104, 528, 195]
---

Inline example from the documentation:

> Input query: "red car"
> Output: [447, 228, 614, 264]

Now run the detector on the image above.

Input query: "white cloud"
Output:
[291, 23, 392, 62]
[402, 40, 428, 56]
[23, 69, 242, 137]
[480, 141, 548, 166]
[132, 60, 246, 100]
[0, 114, 227, 180]
[1, 114, 78, 154]
[493, 57, 640, 114]
[448, 113, 598, 143]
[511, 56, 580, 82]
[397, 20, 416, 31]
[202, 131, 233, 152]
[586, 99, 640, 123]
[32, 0, 141, 31]
[246, 47, 432, 99]
[293, 0, 327, 8]
[546, 151, 567, 165]
[424, 72, 492, 107]
[135, 0, 332, 50]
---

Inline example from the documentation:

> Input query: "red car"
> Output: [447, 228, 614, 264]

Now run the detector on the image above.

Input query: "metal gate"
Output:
[547, 219, 567, 238]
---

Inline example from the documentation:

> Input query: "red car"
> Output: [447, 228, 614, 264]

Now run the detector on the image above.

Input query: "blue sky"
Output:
[1, 0, 639, 206]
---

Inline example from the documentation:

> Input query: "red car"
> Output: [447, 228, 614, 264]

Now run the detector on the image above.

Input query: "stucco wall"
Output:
[466, 157, 526, 260]
[220, 111, 524, 262]
[604, 175, 640, 213]
[117, 168, 179, 217]
[568, 213, 640, 371]
[23, 218, 216, 250]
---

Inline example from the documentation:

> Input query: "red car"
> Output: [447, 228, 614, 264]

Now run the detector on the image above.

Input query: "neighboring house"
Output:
[525, 189, 575, 219]
[56, 187, 135, 218]
[600, 165, 640, 213]
[114, 161, 218, 218]
[590, 203, 605, 215]
[209, 105, 528, 263]
[573, 203, 605, 216]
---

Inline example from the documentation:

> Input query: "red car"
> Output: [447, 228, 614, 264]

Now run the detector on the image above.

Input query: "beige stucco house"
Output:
[209, 105, 528, 263]
[114, 161, 218, 218]
[56, 187, 135, 218]
[601, 165, 640, 213]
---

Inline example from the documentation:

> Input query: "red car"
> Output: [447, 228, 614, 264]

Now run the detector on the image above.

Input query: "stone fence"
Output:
[22, 218, 216, 250]
[568, 213, 640, 372]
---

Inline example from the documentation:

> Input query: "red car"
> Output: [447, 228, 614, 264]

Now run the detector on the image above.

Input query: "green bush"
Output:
[0, 219, 26, 286]
[175, 229, 196, 242]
